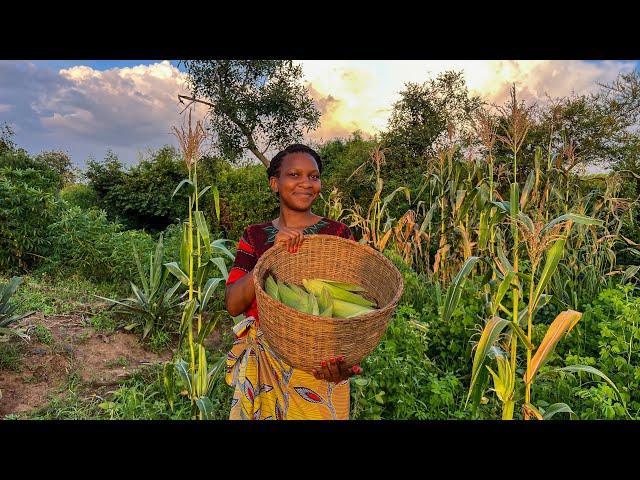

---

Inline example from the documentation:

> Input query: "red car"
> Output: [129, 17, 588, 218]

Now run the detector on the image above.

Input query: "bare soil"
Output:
[0, 312, 173, 417]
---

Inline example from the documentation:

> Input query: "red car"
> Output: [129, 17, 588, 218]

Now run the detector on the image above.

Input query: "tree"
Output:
[180, 60, 320, 167]
[0, 122, 15, 154]
[35, 150, 76, 188]
[382, 71, 482, 161]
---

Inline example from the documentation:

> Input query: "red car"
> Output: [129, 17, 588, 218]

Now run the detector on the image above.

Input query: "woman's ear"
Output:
[269, 176, 278, 194]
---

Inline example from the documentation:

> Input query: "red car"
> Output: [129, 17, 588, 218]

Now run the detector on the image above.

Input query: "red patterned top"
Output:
[226, 217, 355, 319]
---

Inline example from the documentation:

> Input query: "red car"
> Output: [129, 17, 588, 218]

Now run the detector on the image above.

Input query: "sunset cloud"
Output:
[0, 60, 637, 168]
[301, 60, 638, 143]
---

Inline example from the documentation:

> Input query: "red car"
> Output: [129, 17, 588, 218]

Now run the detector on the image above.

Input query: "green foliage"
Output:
[0, 164, 61, 271]
[351, 304, 471, 419]
[85, 147, 189, 232]
[0, 276, 32, 339]
[31, 324, 53, 345]
[45, 206, 159, 286]
[60, 184, 99, 210]
[214, 163, 279, 240]
[544, 284, 640, 419]
[382, 71, 481, 160]
[182, 60, 320, 166]
[3, 273, 121, 316]
[0, 342, 24, 372]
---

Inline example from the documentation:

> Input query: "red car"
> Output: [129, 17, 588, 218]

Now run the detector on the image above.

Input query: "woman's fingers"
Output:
[320, 360, 333, 382]
[312, 368, 324, 380]
[327, 356, 342, 382]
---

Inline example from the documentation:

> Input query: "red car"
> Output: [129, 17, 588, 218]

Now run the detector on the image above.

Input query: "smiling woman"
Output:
[223, 144, 362, 420]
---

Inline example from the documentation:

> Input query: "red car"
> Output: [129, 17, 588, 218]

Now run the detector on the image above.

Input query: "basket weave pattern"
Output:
[253, 234, 404, 373]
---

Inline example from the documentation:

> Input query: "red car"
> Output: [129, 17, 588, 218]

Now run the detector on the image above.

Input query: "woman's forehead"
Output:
[282, 152, 319, 170]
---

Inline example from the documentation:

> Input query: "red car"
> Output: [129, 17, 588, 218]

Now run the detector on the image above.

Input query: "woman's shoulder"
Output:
[317, 217, 353, 239]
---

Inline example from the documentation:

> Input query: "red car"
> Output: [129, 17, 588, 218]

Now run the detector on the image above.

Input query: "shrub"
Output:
[0, 169, 60, 272]
[45, 206, 157, 287]
[60, 184, 99, 210]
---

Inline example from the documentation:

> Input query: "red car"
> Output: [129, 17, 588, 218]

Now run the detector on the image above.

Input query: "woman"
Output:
[224, 144, 362, 420]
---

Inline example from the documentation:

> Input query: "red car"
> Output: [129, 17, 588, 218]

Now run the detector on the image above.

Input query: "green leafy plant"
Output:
[95, 234, 183, 340]
[0, 277, 33, 340]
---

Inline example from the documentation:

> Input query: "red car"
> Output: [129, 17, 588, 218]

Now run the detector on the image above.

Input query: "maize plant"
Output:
[162, 110, 232, 420]
[467, 208, 610, 419]
[345, 146, 410, 252]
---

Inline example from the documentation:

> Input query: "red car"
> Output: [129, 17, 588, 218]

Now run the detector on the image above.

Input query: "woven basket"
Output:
[253, 234, 403, 374]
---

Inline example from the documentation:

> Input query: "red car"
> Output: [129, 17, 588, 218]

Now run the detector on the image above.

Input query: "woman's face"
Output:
[270, 152, 321, 212]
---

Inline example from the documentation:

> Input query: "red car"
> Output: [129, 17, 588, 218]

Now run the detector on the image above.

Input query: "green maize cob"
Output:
[332, 298, 374, 318]
[277, 280, 302, 310]
[315, 278, 366, 292]
[304, 279, 376, 308]
[265, 275, 279, 301]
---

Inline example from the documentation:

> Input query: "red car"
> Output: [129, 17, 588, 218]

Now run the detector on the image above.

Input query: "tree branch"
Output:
[178, 95, 215, 109]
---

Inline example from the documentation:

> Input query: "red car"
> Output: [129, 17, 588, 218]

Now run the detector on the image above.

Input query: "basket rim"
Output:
[252, 234, 404, 322]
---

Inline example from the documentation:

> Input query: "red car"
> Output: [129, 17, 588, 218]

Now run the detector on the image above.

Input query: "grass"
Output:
[1, 273, 123, 317]
[146, 330, 172, 353]
[0, 342, 24, 372]
[106, 356, 129, 368]
[31, 324, 53, 345]
[90, 311, 119, 334]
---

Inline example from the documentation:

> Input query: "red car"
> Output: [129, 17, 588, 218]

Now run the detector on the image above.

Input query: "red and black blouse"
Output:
[226, 217, 355, 319]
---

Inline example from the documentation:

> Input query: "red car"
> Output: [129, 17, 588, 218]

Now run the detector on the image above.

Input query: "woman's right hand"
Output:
[274, 226, 305, 253]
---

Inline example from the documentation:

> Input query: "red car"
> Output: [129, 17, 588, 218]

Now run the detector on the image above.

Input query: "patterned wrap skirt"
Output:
[225, 316, 350, 420]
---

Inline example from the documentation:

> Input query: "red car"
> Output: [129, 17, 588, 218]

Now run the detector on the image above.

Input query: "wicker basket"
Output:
[253, 234, 403, 374]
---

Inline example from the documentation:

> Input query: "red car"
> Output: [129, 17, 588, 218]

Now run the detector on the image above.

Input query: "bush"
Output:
[351, 304, 472, 419]
[214, 163, 279, 240]
[60, 184, 99, 210]
[44, 206, 157, 287]
[0, 167, 61, 272]
[543, 283, 640, 419]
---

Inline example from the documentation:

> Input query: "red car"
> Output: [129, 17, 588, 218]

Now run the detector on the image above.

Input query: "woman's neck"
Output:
[275, 208, 322, 229]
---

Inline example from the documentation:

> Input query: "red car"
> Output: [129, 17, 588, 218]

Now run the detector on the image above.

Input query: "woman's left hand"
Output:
[312, 356, 362, 383]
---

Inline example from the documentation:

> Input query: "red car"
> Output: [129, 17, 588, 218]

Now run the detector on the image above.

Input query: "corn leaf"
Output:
[543, 402, 576, 420]
[493, 271, 514, 316]
[172, 178, 194, 199]
[532, 238, 566, 310]
[201, 277, 225, 312]
[175, 359, 192, 394]
[524, 310, 582, 384]
[557, 364, 631, 418]
[519, 170, 536, 210]
[210, 257, 228, 280]
[442, 256, 480, 323]
[467, 316, 510, 407]
[194, 211, 212, 257]
[211, 239, 235, 261]
[541, 213, 604, 235]
[496, 243, 514, 276]
[180, 223, 190, 273]
[479, 210, 489, 250]
[207, 355, 226, 395]
[212, 185, 220, 222]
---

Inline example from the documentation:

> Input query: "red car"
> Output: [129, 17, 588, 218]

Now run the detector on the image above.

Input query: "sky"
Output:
[1, 59, 638, 170]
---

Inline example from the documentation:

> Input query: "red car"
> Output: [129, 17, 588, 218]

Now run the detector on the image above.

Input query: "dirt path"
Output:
[0, 312, 173, 417]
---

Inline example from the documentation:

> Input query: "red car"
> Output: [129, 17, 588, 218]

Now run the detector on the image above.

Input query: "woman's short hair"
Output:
[267, 144, 323, 180]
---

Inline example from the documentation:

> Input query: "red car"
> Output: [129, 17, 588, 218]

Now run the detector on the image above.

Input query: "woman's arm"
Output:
[225, 270, 256, 317]
[225, 226, 305, 317]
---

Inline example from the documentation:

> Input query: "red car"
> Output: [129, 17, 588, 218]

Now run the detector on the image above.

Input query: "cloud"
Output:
[300, 60, 638, 143]
[0, 60, 207, 167]
[1, 60, 636, 169]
